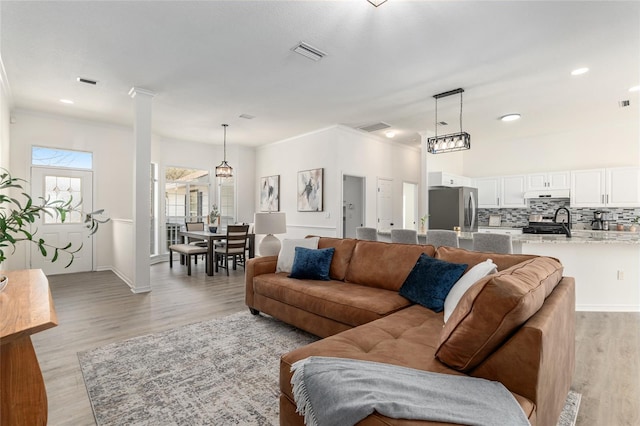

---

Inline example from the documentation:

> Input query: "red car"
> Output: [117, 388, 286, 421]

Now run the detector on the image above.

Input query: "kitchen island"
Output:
[378, 229, 640, 311]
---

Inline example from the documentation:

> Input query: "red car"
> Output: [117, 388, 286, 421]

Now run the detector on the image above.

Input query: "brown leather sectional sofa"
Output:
[245, 237, 575, 426]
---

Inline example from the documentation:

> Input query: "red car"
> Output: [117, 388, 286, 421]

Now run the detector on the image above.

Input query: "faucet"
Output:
[553, 207, 572, 238]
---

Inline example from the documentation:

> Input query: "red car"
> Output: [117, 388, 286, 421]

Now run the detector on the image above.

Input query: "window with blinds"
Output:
[218, 176, 235, 227]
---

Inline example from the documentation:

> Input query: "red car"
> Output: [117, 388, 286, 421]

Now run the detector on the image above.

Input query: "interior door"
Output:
[30, 167, 94, 275]
[377, 178, 393, 231]
[342, 175, 365, 238]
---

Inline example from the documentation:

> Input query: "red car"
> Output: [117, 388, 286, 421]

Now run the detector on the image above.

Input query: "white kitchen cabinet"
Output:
[428, 171, 471, 188]
[606, 167, 640, 207]
[474, 177, 501, 208]
[474, 175, 526, 208]
[526, 171, 570, 191]
[571, 167, 640, 208]
[501, 175, 527, 208]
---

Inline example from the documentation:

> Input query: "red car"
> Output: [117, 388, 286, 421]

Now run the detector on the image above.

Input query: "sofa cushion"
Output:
[317, 237, 357, 281]
[289, 247, 335, 281]
[435, 246, 538, 272]
[253, 274, 412, 327]
[435, 256, 564, 372]
[276, 237, 320, 273]
[345, 241, 437, 291]
[444, 259, 497, 323]
[399, 254, 467, 313]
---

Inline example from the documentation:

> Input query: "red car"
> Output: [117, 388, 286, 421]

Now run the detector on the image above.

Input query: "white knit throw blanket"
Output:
[290, 356, 530, 426]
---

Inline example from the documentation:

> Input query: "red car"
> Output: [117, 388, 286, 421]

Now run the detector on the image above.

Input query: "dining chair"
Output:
[355, 227, 378, 241]
[391, 229, 418, 244]
[215, 224, 250, 275]
[185, 221, 207, 262]
[472, 233, 513, 254]
[425, 230, 459, 248]
[168, 243, 208, 276]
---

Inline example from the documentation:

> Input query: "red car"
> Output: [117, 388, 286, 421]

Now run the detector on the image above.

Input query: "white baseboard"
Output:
[576, 304, 640, 312]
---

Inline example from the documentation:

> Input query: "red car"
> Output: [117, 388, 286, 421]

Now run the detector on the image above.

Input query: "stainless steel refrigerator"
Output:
[428, 187, 478, 232]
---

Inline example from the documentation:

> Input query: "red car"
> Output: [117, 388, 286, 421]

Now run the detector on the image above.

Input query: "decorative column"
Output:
[128, 87, 155, 293]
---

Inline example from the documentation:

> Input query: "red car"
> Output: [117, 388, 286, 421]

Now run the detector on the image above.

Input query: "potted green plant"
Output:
[419, 214, 428, 234]
[209, 204, 220, 232]
[0, 169, 109, 291]
[630, 216, 639, 233]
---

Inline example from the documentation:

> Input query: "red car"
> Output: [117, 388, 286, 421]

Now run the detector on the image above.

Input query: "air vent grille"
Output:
[77, 77, 98, 85]
[358, 122, 391, 132]
[292, 42, 326, 61]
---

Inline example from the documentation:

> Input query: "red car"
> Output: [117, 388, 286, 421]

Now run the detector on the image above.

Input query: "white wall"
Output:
[7, 110, 133, 271]
[0, 54, 10, 170]
[461, 115, 640, 176]
[255, 125, 421, 240]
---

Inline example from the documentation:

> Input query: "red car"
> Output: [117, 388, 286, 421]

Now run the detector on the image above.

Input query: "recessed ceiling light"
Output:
[500, 113, 521, 122]
[629, 85, 640, 92]
[571, 67, 589, 76]
[59, 99, 74, 104]
[385, 131, 396, 138]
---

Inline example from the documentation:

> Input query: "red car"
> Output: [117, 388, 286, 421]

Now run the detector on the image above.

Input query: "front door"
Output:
[30, 167, 94, 275]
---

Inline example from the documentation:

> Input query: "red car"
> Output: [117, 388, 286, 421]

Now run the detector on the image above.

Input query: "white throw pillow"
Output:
[443, 259, 498, 323]
[276, 237, 320, 273]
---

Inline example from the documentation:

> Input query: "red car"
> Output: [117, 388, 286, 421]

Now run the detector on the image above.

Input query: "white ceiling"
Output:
[1, 0, 639, 148]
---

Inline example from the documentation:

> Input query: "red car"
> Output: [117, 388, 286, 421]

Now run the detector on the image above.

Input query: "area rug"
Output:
[78, 312, 580, 426]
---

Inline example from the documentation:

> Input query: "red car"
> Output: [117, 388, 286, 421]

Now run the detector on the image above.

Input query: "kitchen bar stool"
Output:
[356, 227, 378, 241]
[391, 229, 419, 244]
[425, 230, 459, 248]
[472, 233, 513, 254]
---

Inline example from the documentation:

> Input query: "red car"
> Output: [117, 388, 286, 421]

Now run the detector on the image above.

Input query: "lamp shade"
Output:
[254, 212, 286, 235]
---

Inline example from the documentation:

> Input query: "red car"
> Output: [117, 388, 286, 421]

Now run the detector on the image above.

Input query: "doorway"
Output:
[342, 175, 365, 238]
[377, 177, 393, 231]
[30, 166, 94, 275]
[403, 182, 418, 230]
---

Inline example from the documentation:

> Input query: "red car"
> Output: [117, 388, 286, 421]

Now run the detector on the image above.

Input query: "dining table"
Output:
[178, 230, 255, 276]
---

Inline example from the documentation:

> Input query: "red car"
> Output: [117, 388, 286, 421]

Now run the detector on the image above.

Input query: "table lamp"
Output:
[254, 212, 287, 256]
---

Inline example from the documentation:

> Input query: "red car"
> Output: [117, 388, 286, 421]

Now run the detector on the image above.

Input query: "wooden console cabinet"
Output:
[0, 269, 58, 425]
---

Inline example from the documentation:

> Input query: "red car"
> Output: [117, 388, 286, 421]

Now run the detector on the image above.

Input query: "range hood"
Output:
[523, 189, 571, 199]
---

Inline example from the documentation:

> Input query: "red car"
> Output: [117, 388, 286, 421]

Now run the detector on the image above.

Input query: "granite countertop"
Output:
[378, 229, 640, 244]
[457, 230, 640, 245]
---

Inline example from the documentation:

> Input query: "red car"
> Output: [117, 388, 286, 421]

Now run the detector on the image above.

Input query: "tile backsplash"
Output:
[479, 199, 640, 228]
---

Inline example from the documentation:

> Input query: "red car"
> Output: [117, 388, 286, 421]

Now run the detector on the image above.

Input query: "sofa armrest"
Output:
[470, 277, 575, 426]
[245, 256, 278, 309]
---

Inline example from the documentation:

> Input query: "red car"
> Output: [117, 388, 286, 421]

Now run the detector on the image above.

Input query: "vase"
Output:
[0, 275, 8, 293]
[630, 225, 638, 233]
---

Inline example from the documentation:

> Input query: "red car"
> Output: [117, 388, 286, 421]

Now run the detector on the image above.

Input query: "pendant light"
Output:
[215, 124, 233, 177]
[427, 88, 471, 154]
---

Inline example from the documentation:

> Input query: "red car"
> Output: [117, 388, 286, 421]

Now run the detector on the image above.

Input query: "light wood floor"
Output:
[31, 262, 639, 426]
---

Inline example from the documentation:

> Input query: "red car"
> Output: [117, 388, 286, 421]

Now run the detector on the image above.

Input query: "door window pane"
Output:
[32, 146, 93, 169]
[44, 175, 83, 224]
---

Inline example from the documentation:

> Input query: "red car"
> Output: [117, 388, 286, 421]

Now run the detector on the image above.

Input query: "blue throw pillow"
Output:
[399, 253, 467, 313]
[289, 247, 336, 281]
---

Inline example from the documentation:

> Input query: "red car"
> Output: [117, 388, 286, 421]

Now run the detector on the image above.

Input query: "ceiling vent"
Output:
[77, 77, 98, 85]
[357, 122, 391, 133]
[292, 42, 326, 61]
[239, 114, 255, 119]
[438, 121, 448, 126]
[619, 100, 630, 108]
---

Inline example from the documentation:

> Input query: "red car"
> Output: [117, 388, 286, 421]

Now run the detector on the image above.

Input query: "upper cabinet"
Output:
[501, 175, 527, 208]
[526, 171, 570, 191]
[475, 177, 500, 208]
[428, 172, 472, 188]
[571, 167, 640, 208]
[474, 175, 526, 208]
[606, 167, 640, 207]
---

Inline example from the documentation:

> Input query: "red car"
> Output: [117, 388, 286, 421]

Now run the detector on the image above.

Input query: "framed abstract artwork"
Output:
[259, 175, 280, 212]
[297, 168, 323, 212]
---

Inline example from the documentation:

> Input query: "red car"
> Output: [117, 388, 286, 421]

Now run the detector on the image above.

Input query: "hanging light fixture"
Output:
[427, 88, 471, 154]
[215, 124, 233, 177]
